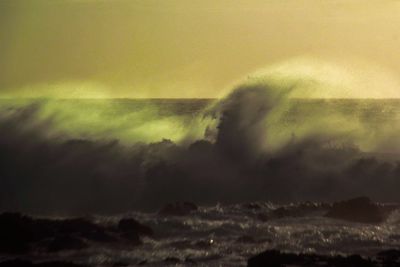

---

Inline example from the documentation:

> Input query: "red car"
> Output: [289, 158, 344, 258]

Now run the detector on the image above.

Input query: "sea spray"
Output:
[1, 64, 400, 213]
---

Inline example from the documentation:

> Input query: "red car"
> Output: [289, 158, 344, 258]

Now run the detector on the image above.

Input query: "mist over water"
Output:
[1, 74, 400, 215]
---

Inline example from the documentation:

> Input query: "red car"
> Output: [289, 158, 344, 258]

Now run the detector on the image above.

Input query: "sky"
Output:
[1, 0, 400, 98]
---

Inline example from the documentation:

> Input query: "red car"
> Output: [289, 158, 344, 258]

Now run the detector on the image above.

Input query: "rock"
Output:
[247, 250, 298, 267]
[37, 261, 89, 267]
[257, 202, 329, 222]
[271, 207, 295, 218]
[377, 249, 400, 263]
[325, 197, 388, 223]
[118, 218, 154, 237]
[52, 218, 111, 242]
[327, 254, 375, 267]
[47, 235, 87, 252]
[117, 218, 153, 244]
[112, 262, 129, 267]
[257, 213, 269, 222]
[137, 260, 147, 265]
[78, 229, 114, 243]
[158, 202, 198, 216]
[242, 203, 262, 210]
[272, 202, 329, 219]
[0, 212, 146, 254]
[0, 260, 88, 267]
[185, 258, 196, 264]
[163, 257, 180, 263]
[120, 230, 141, 243]
[0, 259, 33, 267]
[0, 213, 35, 253]
[247, 250, 376, 267]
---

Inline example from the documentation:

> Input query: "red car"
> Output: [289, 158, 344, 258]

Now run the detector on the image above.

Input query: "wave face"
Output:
[2, 78, 400, 214]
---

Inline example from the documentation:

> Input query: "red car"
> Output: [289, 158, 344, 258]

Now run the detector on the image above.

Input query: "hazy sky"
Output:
[1, 0, 400, 98]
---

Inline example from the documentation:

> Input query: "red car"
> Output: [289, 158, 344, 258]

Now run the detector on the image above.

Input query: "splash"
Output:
[0, 98, 213, 144]
[1, 59, 400, 214]
[207, 58, 400, 154]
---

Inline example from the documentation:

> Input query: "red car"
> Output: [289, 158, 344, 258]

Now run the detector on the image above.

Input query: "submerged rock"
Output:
[325, 197, 388, 223]
[118, 218, 154, 237]
[158, 202, 198, 216]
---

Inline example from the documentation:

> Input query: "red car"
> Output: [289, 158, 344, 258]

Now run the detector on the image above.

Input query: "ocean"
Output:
[0, 97, 400, 266]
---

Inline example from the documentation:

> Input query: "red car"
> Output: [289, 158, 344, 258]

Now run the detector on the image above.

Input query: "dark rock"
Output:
[0, 213, 35, 253]
[247, 250, 298, 267]
[271, 207, 294, 218]
[0, 212, 139, 254]
[257, 213, 269, 222]
[47, 235, 87, 252]
[37, 262, 88, 267]
[185, 258, 196, 264]
[158, 202, 198, 216]
[120, 230, 141, 244]
[118, 218, 154, 237]
[272, 202, 329, 219]
[52, 218, 111, 242]
[243, 203, 262, 210]
[327, 254, 375, 267]
[0, 260, 88, 267]
[256, 202, 330, 222]
[377, 249, 400, 263]
[163, 257, 180, 263]
[247, 250, 377, 267]
[112, 262, 129, 267]
[0, 259, 33, 267]
[53, 218, 98, 233]
[325, 197, 388, 223]
[78, 229, 114, 243]
[117, 218, 153, 244]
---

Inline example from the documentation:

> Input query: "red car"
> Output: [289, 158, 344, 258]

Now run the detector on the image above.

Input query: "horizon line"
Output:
[2, 97, 400, 100]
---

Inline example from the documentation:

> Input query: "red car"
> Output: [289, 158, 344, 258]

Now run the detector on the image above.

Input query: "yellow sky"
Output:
[1, 0, 400, 98]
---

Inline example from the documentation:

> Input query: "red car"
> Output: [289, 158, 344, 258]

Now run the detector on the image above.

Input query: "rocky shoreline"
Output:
[2, 249, 400, 267]
[248, 249, 400, 267]
[0, 212, 154, 255]
[0, 197, 399, 266]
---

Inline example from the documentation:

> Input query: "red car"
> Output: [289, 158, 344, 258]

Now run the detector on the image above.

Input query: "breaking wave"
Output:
[1, 67, 400, 214]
